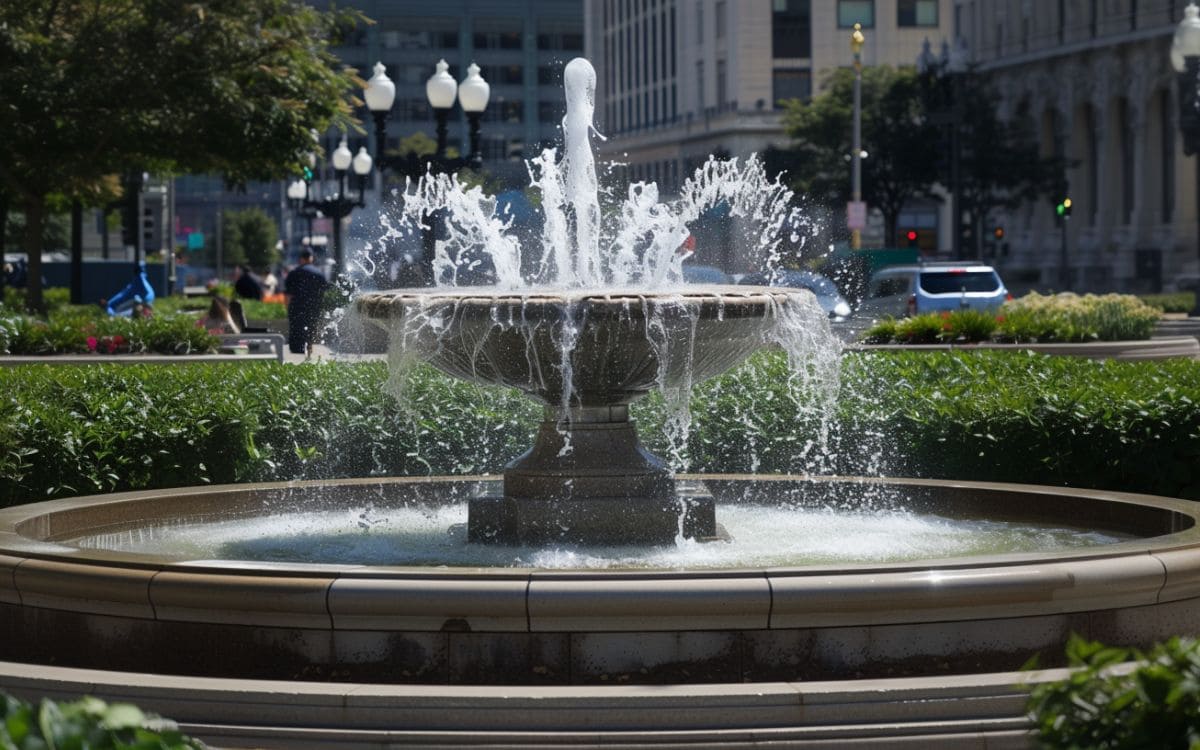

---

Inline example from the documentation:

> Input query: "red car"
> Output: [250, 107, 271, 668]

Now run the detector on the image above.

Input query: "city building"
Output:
[958, 0, 1193, 293]
[583, 0, 955, 269]
[175, 0, 584, 278]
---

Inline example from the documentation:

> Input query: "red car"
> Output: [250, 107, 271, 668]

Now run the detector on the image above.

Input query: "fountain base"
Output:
[468, 405, 718, 544]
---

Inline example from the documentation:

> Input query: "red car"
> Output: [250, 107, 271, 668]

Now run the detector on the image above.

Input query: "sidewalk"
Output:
[283, 343, 386, 364]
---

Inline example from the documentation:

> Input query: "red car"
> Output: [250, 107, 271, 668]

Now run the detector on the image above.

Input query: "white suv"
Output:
[858, 263, 1010, 318]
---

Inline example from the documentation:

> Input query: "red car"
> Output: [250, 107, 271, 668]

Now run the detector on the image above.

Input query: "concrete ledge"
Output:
[848, 335, 1200, 360]
[0, 659, 1058, 748]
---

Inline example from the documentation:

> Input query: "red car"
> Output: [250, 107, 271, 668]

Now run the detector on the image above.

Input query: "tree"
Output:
[222, 208, 280, 271]
[0, 0, 365, 312]
[931, 72, 1065, 258]
[768, 66, 941, 246]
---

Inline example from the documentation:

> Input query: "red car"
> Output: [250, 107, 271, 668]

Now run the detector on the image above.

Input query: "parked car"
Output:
[738, 270, 853, 321]
[681, 263, 733, 284]
[857, 263, 1010, 318]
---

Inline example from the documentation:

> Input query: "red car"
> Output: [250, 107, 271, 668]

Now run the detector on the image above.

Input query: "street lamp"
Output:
[1171, 3, 1200, 314]
[850, 23, 865, 251]
[291, 138, 372, 276]
[363, 59, 491, 284]
[917, 37, 968, 260]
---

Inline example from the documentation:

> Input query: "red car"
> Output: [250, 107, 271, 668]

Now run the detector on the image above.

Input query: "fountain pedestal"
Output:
[468, 405, 716, 544]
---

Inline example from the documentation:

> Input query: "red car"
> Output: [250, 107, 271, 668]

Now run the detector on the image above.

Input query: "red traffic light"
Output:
[905, 230, 918, 242]
[993, 227, 1005, 240]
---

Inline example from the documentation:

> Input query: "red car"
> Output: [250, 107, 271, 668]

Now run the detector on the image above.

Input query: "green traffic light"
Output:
[302, 166, 314, 182]
[1055, 203, 1065, 216]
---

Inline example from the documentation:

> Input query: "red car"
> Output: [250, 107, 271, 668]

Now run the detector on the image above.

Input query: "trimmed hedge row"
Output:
[1, 350, 1198, 506]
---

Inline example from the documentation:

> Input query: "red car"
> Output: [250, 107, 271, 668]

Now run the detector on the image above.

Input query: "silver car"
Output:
[857, 263, 1010, 318]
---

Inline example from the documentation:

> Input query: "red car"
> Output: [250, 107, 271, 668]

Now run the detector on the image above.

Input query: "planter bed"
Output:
[848, 335, 1200, 361]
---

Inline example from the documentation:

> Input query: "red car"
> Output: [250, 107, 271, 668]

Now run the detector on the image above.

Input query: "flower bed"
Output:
[862, 292, 1162, 345]
[0, 311, 218, 355]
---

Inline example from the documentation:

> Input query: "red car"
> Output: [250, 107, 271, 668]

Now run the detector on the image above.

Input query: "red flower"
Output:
[86, 336, 98, 352]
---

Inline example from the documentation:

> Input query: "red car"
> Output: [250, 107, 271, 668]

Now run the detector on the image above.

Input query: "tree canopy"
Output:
[767, 65, 940, 246]
[768, 63, 1064, 255]
[222, 208, 280, 271]
[0, 0, 365, 310]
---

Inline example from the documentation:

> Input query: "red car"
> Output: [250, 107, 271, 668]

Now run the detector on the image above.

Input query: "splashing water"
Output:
[362, 57, 841, 472]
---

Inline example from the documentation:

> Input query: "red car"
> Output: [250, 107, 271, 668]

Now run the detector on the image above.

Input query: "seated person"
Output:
[234, 265, 265, 300]
[197, 296, 240, 334]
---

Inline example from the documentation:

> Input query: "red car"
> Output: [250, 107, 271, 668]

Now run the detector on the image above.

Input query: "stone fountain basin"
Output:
[354, 286, 797, 406]
[1, 475, 1199, 686]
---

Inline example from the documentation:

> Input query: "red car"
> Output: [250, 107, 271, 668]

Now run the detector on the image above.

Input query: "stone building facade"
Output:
[961, 0, 1196, 292]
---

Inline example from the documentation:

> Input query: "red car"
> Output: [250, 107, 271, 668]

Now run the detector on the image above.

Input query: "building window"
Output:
[474, 31, 522, 49]
[1162, 90, 1175, 223]
[539, 101, 565, 124]
[772, 0, 811, 58]
[897, 0, 937, 27]
[697, 61, 705, 109]
[715, 1, 726, 37]
[837, 0, 874, 28]
[538, 65, 558, 85]
[696, 1, 704, 43]
[772, 69, 811, 107]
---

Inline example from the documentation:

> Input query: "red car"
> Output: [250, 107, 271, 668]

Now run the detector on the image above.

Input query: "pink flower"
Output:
[86, 336, 98, 352]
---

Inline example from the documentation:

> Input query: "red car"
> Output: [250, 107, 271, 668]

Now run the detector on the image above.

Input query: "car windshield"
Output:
[919, 271, 1001, 294]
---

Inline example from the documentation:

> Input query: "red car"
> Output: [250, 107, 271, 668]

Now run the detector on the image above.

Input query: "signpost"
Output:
[847, 201, 867, 232]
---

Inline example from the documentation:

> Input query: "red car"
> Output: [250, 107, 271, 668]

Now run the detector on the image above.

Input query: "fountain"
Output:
[2, 59, 1200, 746]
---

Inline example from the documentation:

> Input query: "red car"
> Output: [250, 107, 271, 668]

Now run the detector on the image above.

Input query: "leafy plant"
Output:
[893, 313, 945, 344]
[1140, 292, 1196, 314]
[0, 692, 203, 749]
[942, 308, 998, 342]
[860, 317, 898, 344]
[1, 352, 1198, 508]
[1028, 636, 1200, 749]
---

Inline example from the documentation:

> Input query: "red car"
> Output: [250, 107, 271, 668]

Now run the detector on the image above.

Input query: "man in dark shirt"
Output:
[284, 250, 329, 356]
[234, 265, 265, 300]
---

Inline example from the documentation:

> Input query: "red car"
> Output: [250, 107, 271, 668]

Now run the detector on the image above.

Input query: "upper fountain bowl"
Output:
[355, 285, 800, 408]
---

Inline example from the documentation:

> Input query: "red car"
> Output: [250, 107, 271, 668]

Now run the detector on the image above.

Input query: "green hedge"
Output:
[0, 312, 218, 355]
[1, 692, 201, 749]
[1140, 291, 1196, 314]
[1, 351, 1198, 506]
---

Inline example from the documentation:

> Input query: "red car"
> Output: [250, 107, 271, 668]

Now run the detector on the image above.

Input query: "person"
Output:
[285, 249, 330, 356]
[234, 264, 265, 300]
[197, 295, 240, 334]
[105, 262, 156, 316]
[262, 270, 279, 296]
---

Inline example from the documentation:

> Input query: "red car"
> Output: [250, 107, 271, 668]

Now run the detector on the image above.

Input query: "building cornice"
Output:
[976, 24, 1173, 72]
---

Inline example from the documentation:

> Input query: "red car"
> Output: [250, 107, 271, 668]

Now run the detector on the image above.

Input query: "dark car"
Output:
[739, 270, 852, 321]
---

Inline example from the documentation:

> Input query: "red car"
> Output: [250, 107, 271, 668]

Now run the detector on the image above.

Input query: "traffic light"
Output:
[1055, 198, 1073, 218]
[993, 226, 1004, 240]
[302, 165, 314, 182]
[905, 229, 919, 247]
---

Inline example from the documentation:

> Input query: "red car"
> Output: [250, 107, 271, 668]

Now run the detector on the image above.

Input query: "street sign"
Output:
[847, 201, 867, 231]
[186, 232, 205, 251]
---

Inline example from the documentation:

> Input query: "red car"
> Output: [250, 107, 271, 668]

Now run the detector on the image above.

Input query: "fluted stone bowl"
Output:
[354, 286, 797, 408]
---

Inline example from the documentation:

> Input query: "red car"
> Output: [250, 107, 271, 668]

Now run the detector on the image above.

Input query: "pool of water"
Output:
[70, 502, 1127, 569]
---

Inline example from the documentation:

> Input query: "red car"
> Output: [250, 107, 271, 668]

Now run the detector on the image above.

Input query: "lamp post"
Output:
[363, 59, 490, 284]
[290, 138, 372, 276]
[1171, 3, 1200, 315]
[917, 38, 967, 260]
[286, 177, 316, 256]
[850, 23, 864, 251]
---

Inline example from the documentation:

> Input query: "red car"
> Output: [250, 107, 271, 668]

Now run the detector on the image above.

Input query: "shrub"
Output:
[893, 313, 945, 344]
[859, 317, 898, 344]
[0, 312, 217, 355]
[1028, 636, 1200, 749]
[942, 308, 998, 342]
[0, 692, 202, 748]
[1140, 291, 1196, 314]
[1, 352, 1198, 507]
[863, 293, 1162, 345]
[999, 292, 1160, 342]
